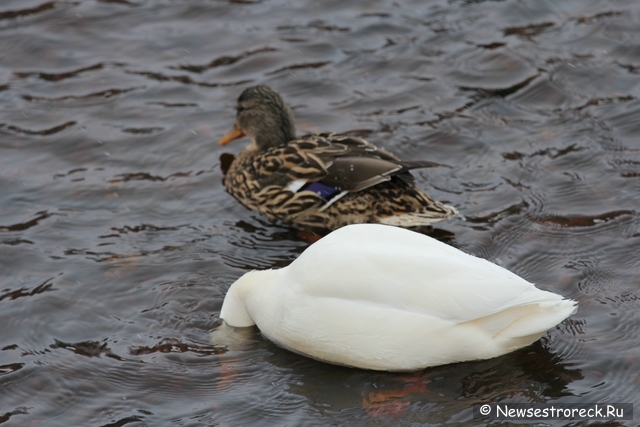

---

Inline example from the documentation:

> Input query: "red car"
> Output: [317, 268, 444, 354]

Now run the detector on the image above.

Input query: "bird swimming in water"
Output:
[218, 224, 578, 371]
[218, 85, 457, 231]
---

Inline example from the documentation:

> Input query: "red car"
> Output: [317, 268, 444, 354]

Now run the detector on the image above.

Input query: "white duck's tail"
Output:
[497, 299, 577, 339]
[468, 297, 577, 351]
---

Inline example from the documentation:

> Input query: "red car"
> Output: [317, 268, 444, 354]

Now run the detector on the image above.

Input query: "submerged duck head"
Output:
[219, 85, 297, 150]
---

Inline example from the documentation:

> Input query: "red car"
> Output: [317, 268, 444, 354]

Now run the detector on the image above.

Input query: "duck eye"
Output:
[235, 104, 246, 113]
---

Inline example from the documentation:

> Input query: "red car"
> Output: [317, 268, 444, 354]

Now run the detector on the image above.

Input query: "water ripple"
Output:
[14, 62, 111, 81]
[0, 276, 56, 302]
[23, 88, 140, 103]
[0, 121, 76, 136]
[174, 47, 279, 74]
[504, 22, 555, 40]
[0, 2, 73, 21]
[536, 210, 634, 228]
[126, 70, 252, 88]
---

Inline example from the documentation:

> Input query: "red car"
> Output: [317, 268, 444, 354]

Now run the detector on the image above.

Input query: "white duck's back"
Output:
[220, 224, 577, 371]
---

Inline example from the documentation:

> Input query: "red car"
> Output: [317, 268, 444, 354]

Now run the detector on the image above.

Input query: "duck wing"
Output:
[253, 133, 443, 193]
[287, 224, 574, 324]
[323, 156, 443, 192]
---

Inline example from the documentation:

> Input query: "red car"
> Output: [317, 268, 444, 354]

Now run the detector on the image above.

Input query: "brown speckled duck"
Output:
[219, 85, 457, 231]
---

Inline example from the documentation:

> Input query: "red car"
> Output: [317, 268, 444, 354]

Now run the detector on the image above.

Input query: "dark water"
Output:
[1, 0, 639, 425]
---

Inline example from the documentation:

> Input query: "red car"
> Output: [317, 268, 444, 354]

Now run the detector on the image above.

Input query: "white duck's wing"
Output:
[287, 224, 570, 324]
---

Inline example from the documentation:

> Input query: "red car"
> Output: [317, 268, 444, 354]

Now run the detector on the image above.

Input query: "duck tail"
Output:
[379, 202, 458, 227]
[462, 297, 577, 353]
[496, 299, 577, 340]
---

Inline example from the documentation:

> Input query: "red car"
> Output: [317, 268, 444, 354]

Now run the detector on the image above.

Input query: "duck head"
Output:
[218, 85, 297, 151]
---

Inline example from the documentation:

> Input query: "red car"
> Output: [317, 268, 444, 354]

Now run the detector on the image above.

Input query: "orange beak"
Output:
[218, 126, 245, 146]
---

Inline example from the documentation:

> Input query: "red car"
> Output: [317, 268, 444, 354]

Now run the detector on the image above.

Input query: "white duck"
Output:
[219, 224, 577, 371]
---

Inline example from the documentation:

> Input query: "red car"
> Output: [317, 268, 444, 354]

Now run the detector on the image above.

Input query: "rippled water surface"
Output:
[1, 0, 640, 425]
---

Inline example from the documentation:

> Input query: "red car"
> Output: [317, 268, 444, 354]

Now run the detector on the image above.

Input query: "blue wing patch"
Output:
[299, 182, 341, 200]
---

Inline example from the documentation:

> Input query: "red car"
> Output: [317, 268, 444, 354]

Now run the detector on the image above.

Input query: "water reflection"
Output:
[241, 337, 584, 424]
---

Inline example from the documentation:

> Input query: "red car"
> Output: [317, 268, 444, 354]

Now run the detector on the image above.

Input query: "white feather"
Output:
[286, 179, 307, 193]
[219, 224, 577, 371]
[317, 190, 348, 211]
